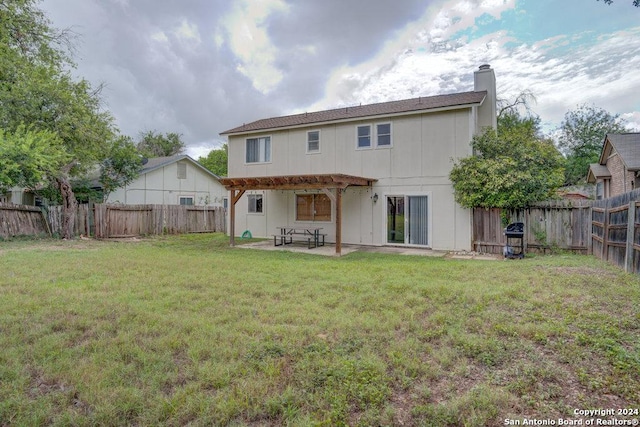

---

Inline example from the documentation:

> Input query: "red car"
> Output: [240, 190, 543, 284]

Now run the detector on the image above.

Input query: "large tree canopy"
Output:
[0, 0, 140, 237]
[136, 130, 185, 158]
[450, 112, 565, 209]
[557, 104, 631, 185]
[198, 144, 228, 177]
[0, 125, 68, 191]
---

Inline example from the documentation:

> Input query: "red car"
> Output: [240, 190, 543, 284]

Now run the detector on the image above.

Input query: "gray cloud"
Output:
[42, 0, 434, 154]
[39, 0, 639, 158]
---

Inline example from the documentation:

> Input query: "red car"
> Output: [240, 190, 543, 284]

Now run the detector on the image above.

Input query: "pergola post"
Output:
[229, 189, 245, 247]
[229, 189, 236, 247]
[336, 188, 342, 255]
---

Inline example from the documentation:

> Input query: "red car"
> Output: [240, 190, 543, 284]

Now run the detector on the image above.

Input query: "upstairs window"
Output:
[376, 123, 392, 147]
[356, 125, 371, 149]
[307, 130, 320, 153]
[246, 136, 271, 163]
[248, 194, 263, 213]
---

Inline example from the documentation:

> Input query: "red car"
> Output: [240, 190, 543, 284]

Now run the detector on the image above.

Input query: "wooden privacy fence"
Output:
[47, 204, 92, 237]
[93, 204, 226, 238]
[591, 188, 640, 274]
[0, 203, 50, 238]
[473, 188, 640, 273]
[0, 203, 225, 239]
[473, 200, 592, 255]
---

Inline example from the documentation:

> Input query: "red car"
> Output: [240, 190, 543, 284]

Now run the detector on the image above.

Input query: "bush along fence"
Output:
[473, 187, 640, 273]
[0, 203, 226, 239]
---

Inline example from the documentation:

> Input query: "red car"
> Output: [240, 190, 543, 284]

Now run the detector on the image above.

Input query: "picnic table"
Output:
[273, 226, 325, 249]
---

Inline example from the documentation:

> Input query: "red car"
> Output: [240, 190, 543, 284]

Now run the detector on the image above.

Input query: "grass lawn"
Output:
[1, 234, 639, 426]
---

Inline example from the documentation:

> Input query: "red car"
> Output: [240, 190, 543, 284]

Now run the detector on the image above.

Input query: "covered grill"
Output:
[503, 222, 524, 259]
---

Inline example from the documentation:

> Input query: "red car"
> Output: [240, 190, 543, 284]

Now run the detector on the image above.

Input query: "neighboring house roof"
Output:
[220, 90, 487, 135]
[140, 155, 221, 180]
[587, 163, 612, 183]
[558, 191, 590, 200]
[598, 133, 640, 170]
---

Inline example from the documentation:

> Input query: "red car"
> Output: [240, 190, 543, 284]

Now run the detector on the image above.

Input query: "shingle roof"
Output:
[140, 155, 185, 173]
[220, 91, 487, 135]
[140, 155, 221, 179]
[587, 163, 611, 183]
[606, 133, 640, 170]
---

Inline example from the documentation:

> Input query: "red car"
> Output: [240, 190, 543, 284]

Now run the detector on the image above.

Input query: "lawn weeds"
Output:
[1, 234, 639, 426]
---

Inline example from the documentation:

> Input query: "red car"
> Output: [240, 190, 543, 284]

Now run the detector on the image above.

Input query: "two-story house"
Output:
[220, 65, 498, 254]
[587, 133, 640, 199]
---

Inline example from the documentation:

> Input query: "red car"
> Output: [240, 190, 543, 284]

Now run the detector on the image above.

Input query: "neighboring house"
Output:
[0, 187, 38, 205]
[107, 155, 227, 206]
[587, 133, 640, 200]
[219, 65, 498, 253]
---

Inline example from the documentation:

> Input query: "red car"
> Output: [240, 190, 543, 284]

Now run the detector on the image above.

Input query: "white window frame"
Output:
[179, 196, 194, 205]
[382, 191, 432, 248]
[245, 136, 271, 164]
[356, 125, 372, 150]
[306, 130, 321, 154]
[247, 194, 264, 214]
[375, 122, 392, 148]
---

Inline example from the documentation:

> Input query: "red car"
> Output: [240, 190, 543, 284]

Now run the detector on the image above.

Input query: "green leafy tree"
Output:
[198, 143, 228, 176]
[0, 125, 69, 191]
[450, 111, 565, 209]
[557, 104, 631, 185]
[0, 0, 133, 238]
[136, 130, 185, 158]
[100, 135, 142, 200]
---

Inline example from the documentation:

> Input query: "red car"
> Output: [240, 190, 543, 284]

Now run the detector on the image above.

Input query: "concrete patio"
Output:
[235, 239, 498, 259]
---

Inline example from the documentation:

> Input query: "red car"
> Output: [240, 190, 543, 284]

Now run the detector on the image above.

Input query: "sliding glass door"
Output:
[386, 195, 429, 246]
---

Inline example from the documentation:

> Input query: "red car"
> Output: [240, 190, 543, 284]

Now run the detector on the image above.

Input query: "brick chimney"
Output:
[474, 64, 497, 132]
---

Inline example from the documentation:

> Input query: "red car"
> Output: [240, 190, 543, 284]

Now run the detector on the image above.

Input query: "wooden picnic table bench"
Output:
[274, 226, 325, 249]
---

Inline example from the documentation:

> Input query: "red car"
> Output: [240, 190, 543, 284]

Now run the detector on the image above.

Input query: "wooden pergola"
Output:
[219, 174, 376, 255]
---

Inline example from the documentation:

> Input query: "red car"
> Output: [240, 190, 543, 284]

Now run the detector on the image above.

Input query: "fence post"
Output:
[625, 201, 636, 273]
[602, 206, 609, 261]
[586, 207, 592, 255]
[524, 208, 529, 253]
[40, 207, 52, 236]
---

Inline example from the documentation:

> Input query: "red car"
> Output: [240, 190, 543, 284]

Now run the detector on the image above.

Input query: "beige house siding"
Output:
[229, 109, 472, 179]
[108, 159, 226, 206]
[227, 109, 475, 251]
[225, 65, 497, 252]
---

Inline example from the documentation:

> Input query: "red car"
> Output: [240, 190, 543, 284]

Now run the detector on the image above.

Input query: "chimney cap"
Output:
[479, 64, 491, 70]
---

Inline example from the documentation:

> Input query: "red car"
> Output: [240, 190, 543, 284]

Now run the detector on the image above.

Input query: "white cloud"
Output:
[220, 0, 289, 94]
[150, 31, 169, 44]
[622, 112, 640, 131]
[306, 0, 640, 134]
[307, 0, 516, 111]
[175, 19, 201, 44]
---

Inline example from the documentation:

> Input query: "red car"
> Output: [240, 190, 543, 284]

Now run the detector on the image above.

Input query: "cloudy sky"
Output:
[40, 0, 640, 159]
